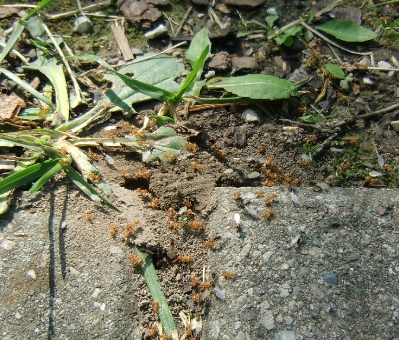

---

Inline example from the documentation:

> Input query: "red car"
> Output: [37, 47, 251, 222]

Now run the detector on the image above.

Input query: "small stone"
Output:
[231, 57, 259, 72]
[284, 316, 293, 325]
[91, 288, 101, 299]
[110, 246, 123, 254]
[261, 310, 275, 330]
[27, 269, 37, 280]
[73, 16, 93, 34]
[263, 250, 273, 262]
[208, 52, 231, 71]
[234, 331, 246, 340]
[15, 312, 22, 320]
[323, 271, 338, 285]
[215, 287, 225, 300]
[93, 302, 105, 311]
[377, 60, 392, 69]
[242, 109, 260, 123]
[144, 24, 169, 39]
[209, 321, 220, 339]
[275, 330, 296, 340]
[68, 267, 80, 276]
[309, 284, 325, 301]
[1, 240, 16, 250]
[246, 171, 260, 179]
[280, 289, 289, 298]
[223, 126, 246, 148]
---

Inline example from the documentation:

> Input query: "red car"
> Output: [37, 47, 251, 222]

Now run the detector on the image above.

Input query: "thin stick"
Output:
[175, 6, 192, 36]
[314, 0, 343, 17]
[44, 0, 111, 20]
[301, 22, 373, 57]
[41, 20, 83, 104]
[328, 43, 343, 64]
[334, 102, 399, 129]
[115, 41, 187, 69]
[269, 18, 304, 40]
[0, 41, 29, 65]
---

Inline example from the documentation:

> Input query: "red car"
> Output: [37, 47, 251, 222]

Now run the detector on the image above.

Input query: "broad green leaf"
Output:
[316, 20, 378, 42]
[0, 67, 54, 110]
[206, 74, 298, 100]
[185, 28, 211, 68]
[29, 160, 63, 193]
[62, 165, 118, 210]
[134, 247, 178, 339]
[265, 15, 279, 28]
[27, 15, 45, 37]
[324, 63, 345, 79]
[103, 54, 186, 112]
[275, 25, 302, 46]
[24, 56, 69, 123]
[0, 158, 61, 195]
[112, 70, 175, 102]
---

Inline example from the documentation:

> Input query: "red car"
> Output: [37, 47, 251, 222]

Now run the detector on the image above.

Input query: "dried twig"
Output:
[41, 19, 83, 104]
[175, 6, 192, 37]
[43, 0, 111, 20]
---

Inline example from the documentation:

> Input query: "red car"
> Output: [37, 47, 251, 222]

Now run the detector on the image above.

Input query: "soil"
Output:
[1, 0, 399, 338]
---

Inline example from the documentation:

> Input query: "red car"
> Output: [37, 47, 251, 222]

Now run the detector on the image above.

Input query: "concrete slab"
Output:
[1, 187, 399, 339]
[203, 187, 399, 339]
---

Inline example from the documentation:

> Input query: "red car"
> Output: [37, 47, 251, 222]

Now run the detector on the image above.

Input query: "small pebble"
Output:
[91, 288, 101, 299]
[280, 289, 289, 298]
[1, 240, 16, 250]
[215, 287, 225, 300]
[110, 246, 123, 254]
[73, 16, 93, 34]
[242, 109, 260, 123]
[323, 271, 338, 285]
[27, 269, 37, 280]
[276, 330, 296, 340]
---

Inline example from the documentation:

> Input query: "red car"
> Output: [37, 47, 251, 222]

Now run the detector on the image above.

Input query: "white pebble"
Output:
[103, 126, 117, 131]
[27, 269, 37, 280]
[104, 154, 115, 165]
[377, 60, 392, 69]
[363, 77, 374, 85]
[144, 24, 169, 39]
[215, 287, 225, 300]
[0, 240, 16, 250]
[73, 16, 93, 34]
[91, 288, 101, 299]
[242, 109, 260, 123]
[391, 120, 399, 132]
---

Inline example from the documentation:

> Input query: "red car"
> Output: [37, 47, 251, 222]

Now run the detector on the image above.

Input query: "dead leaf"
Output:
[0, 92, 26, 119]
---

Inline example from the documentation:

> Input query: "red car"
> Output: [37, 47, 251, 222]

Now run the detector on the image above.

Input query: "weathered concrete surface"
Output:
[1, 187, 399, 339]
[204, 187, 399, 340]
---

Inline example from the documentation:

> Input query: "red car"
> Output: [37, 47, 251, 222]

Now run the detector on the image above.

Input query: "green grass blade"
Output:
[174, 45, 210, 101]
[23, 0, 56, 20]
[0, 67, 55, 110]
[134, 247, 178, 339]
[0, 158, 61, 195]
[29, 160, 63, 193]
[0, 21, 25, 64]
[62, 165, 119, 210]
